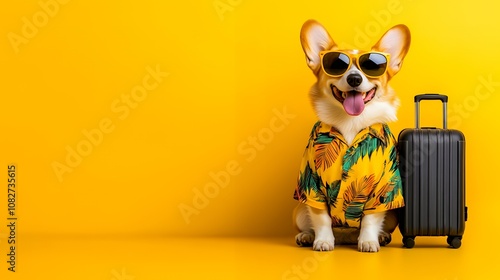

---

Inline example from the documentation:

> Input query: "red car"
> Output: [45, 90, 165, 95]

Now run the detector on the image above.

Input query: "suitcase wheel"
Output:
[447, 236, 462, 249]
[402, 236, 415, 248]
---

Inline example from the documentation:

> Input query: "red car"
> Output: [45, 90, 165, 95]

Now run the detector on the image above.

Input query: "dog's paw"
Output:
[358, 240, 380, 252]
[295, 231, 314, 247]
[378, 231, 392, 246]
[313, 237, 335, 251]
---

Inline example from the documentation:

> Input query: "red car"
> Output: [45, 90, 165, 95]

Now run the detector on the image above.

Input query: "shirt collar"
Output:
[319, 122, 388, 146]
[315, 123, 347, 145]
[328, 127, 346, 144]
[356, 123, 388, 145]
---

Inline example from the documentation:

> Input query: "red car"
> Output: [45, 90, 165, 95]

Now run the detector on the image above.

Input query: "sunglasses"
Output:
[319, 51, 390, 78]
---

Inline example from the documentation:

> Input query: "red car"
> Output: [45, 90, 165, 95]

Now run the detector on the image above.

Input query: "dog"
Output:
[293, 20, 410, 252]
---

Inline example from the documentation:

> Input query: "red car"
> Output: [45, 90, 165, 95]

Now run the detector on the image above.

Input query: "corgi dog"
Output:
[293, 20, 410, 252]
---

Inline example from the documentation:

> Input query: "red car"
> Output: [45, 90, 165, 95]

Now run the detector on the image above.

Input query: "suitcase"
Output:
[397, 94, 467, 248]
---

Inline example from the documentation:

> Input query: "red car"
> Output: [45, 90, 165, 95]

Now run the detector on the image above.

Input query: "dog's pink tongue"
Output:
[343, 92, 365, 116]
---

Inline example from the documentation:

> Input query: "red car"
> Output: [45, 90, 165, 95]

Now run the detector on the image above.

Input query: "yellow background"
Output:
[0, 0, 499, 279]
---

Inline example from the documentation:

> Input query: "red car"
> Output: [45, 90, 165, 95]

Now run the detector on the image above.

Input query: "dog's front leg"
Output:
[308, 206, 335, 251]
[358, 212, 385, 252]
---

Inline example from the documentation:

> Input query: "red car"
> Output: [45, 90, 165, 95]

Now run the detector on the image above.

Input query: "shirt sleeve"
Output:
[293, 125, 328, 210]
[363, 132, 405, 214]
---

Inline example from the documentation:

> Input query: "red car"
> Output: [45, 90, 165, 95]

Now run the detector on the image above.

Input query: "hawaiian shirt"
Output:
[294, 121, 404, 228]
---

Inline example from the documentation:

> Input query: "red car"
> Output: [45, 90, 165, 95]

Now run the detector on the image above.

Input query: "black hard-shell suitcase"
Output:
[398, 94, 467, 248]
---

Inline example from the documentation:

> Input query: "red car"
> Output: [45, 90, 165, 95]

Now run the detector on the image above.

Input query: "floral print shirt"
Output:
[294, 122, 404, 228]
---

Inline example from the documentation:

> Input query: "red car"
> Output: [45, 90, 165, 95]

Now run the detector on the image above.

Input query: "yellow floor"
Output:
[0, 232, 497, 280]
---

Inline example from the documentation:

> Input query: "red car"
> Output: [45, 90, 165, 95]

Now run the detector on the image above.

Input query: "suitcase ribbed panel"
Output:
[398, 128, 466, 238]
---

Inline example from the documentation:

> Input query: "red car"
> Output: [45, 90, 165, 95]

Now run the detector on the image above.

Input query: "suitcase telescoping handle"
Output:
[414, 93, 448, 129]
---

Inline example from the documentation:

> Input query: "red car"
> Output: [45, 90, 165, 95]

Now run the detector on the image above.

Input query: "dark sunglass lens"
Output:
[322, 52, 350, 76]
[359, 53, 387, 76]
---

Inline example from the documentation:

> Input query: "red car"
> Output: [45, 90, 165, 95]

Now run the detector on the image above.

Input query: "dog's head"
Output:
[300, 20, 410, 130]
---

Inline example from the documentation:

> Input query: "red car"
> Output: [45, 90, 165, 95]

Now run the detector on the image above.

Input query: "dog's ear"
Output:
[300, 20, 337, 73]
[372, 24, 411, 78]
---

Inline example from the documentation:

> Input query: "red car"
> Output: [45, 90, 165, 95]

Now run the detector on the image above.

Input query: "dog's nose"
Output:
[346, 73, 363, 87]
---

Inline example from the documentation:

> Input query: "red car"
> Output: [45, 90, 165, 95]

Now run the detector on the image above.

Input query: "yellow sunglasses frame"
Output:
[319, 50, 391, 78]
